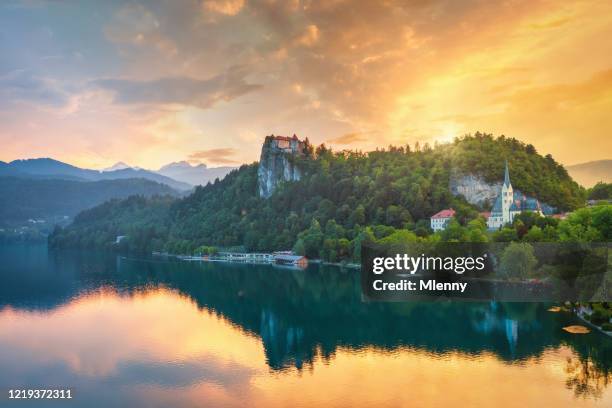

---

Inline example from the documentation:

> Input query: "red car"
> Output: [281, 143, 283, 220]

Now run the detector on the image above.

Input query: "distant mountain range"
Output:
[99, 160, 235, 187]
[2, 158, 192, 191]
[102, 161, 136, 172]
[157, 161, 235, 186]
[566, 160, 612, 187]
[0, 157, 235, 228]
[0, 177, 177, 226]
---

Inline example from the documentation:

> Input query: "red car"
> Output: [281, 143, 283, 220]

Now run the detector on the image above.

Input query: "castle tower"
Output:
[501, 160, 513, 224]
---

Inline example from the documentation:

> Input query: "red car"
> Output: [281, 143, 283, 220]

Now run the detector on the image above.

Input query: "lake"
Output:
[0, 244, 611, 407]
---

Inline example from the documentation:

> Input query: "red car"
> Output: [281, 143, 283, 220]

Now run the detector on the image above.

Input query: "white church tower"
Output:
[487, 160, 544, 230]
[487, 160, 514, 229]
[500, 160, 513, 224]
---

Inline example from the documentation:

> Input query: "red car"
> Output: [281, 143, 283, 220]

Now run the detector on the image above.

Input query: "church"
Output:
[486, 161, 543, 230]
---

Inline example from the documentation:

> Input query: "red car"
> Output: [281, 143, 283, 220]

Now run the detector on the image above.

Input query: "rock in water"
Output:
[562, 325, 590, 334]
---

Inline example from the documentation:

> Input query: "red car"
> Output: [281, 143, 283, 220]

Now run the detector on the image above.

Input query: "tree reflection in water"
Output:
[565, 354, 611, 399]
[1, 244, 611, 404]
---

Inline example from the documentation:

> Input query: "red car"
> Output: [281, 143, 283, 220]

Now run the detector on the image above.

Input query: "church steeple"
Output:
[503, 160, 511, 187]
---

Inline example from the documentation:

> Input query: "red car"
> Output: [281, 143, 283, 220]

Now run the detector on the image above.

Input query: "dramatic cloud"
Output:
[294, 25, 320, 47]
[203, 0, 245, 16]
[1, 0, 611, 168]
[189, 148, 240, 165]
[92, 67, 261, 109]
[327, 132, 368, 145]
[0, 70, 71, 108]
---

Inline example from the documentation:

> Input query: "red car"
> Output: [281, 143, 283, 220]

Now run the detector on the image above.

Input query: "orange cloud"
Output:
[203, 0, 245, 16]
[2, 0, 612, 168]
[189, 148, 240, 165]
[327, 132, 368, 145]
[294, 25, 320, 47]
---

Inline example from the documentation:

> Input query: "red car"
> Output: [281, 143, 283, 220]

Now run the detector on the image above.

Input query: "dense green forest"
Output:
[49, 133, 593, 260]
[0, 177, 178, 224]
[449, 135, 585, 210]
[587, 182, 612, 201]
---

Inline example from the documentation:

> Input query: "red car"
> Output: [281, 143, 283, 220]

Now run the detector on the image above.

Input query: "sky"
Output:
[1, 0, 611, 169]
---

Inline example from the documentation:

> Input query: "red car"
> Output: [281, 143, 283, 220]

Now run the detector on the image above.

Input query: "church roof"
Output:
[431, 208, 456, 219]
[491, 194, 503, 213]
[509, 192, 542, 212]
[503, 160, 511, 188]
[523, 197, 542, 211]
[490, 163, 548, 216]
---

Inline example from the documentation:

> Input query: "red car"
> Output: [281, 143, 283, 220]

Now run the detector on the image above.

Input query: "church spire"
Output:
[503, 160, 511, 187]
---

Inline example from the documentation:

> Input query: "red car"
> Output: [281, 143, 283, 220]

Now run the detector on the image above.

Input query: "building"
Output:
[216, 252, 274, 263]
[430, 208, 456, 231]
[479, 211, 491, 220]
[486, 161, 543, 230]
[274, 254, 308, 268]
[268, 134, 306, 154]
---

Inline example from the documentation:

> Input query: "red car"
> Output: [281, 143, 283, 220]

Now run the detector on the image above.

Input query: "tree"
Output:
[493, 227, 518, 242]
[523, 226, 544, 242]
[558, 206, 609, 242]
[440, 219, 468, 242]
[467, 218, 489, 242]
[414, 219, 431, 237]
[349, 204, 366, 227]
[296, 219, 324, 258]
[499, 242, 537, 279]
[376, 229, 418, 254]
[587, 182, 612, 200]
[293, 238, 306, 256]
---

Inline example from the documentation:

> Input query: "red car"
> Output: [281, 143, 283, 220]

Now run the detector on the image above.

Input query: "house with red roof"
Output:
[430, 208, 456, 232]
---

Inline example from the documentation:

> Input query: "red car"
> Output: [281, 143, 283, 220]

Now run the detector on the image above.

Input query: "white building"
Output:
[487, 161, 543, 230]
[430, 208, 456, 231]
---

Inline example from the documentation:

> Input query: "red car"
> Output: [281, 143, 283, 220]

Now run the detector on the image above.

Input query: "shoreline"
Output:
[574, 308, 612, 338]
[153, 251, 362, 270]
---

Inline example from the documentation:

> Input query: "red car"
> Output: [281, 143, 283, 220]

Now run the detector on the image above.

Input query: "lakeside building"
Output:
[217, 252, 274, 263]
[486, 161, 543, 230]
[274, 254, 308, 268]
[430, 208, 456, 232]
[200, 251, 308, 268]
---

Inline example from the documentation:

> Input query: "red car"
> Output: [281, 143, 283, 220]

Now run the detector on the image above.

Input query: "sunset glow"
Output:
[1, 0, 611, 169]
[0, 288, 609, 407]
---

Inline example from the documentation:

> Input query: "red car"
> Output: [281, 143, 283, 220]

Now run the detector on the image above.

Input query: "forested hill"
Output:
[0, 177, 178, 224]
[449, 135, 584, 209]
[49, 133, 586, 255]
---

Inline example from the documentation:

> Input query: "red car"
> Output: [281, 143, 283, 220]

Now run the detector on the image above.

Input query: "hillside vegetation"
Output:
[50, 133, 588, 258]
[450, 134, 584, 209]
[0, 177, 178, 224]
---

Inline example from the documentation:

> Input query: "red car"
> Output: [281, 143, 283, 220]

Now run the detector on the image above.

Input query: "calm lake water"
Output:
[0, 244, 611, 407]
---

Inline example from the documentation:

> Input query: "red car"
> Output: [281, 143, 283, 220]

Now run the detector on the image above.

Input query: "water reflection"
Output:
[0, 244, 611, 407]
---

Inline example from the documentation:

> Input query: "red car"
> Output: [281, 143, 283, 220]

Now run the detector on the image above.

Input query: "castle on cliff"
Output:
[486, 161, 543, 230]
[265, 134, 306, 155]
[258, 134, 307, 198]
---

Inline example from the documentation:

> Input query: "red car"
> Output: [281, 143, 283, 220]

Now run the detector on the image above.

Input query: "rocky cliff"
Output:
[257, 135, 306, 198]
[450, 171, 556, 214]
[449, 172, 501, 207]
